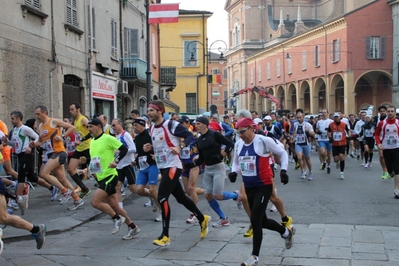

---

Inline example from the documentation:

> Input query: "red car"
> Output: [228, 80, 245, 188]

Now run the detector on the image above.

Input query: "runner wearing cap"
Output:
[359, 115, 376, 168]
[328, 113, 351, 180]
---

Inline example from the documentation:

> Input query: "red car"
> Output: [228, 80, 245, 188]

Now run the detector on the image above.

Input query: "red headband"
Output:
[149, 103, 164, 113]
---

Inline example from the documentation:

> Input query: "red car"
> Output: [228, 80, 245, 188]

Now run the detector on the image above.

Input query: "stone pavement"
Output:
[1, 178, 399, 265]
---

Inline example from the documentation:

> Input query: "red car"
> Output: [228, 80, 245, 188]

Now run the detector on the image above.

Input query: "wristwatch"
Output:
[180, 144, 185, 149]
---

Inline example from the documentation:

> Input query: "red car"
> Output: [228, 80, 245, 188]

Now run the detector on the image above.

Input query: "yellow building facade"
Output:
[160, 10, 212, 113]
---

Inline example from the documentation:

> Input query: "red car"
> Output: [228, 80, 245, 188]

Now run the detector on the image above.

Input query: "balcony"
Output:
[119, 58, 147, 81]
[160, 66, 177, 88]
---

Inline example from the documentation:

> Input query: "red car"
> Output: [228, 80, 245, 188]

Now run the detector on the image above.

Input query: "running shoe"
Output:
[295, 163, 300, 170]
[212, 217, 230, 228]
[389, 172, 394, 179]
[32, 224, 46, 250]
[327, 166, 331, 174]
[0, 228, 3, 256]
[112, 216, 126, 234]
[153, 235, 170, 247]
[68, 199, 84, 210]
[121, 187, 125, 196]
[394, 189, 399, 199]
[340, 172, 345, 180]
[283, 227, 293, 249]
[200, 215, 211, 238]
[241, 254, 259, 266]
[364, 162, 369, 168]
[321, 162, 326, 170]
[17, 195, 28, 215]
[336, 162, 340, 169]
[8, 199, 19, 210]
[144, 198, 154, 207]
[357, 155, 360, 161]
[269, 203, 277, 212]
[152, 203, 159, 213]
[79, 189, 91, 200]
[243, 225, 253, 238]
[281, 216, 293, 228]
[300, 170, 306, 179]
[60, 189, 72, 205]
[122, 227, 140, 240]
[50, 187, 59, 201]
[234, 190, 243, 210]
[186, 213, 199, 224]
[350, 153, 355, 158]
[382, 172, 388, 179]
[307, 172, 313, 181]
[154, 211, 162, 222]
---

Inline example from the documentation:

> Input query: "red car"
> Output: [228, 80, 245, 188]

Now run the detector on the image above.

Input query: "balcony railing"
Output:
[119, 58, 146, 80]
[160, 66, 176, 86]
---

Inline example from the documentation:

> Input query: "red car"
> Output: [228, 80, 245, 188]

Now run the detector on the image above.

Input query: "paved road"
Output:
[1, 152, 398, 265]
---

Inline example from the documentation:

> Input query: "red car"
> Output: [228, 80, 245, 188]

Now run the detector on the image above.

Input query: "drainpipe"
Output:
[87, 0, 94, 117]
[49, 0, 57, 117]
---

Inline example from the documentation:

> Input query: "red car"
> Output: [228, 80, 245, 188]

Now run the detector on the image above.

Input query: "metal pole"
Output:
[146, 0, 152, 106]
[206, 37, 209, 111]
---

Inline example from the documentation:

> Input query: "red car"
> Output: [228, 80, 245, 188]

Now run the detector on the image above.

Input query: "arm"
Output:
[124, 133, 136, 154]
[222, 123, 233, 137]
[172, 122, 194, 147]
[215, 131, 234, 153]
[53, 118, 75, 139]
[374, 121, 382, 145]
[264, 137, 288, 171]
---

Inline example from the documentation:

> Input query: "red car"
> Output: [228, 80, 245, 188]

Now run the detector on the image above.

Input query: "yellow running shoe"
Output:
[153, 235, 170, 247]
[282, 216, 293, 228]
[200, 215, 211, 239]
[381, 172, 388, 179]
[243, 224, 253, 238]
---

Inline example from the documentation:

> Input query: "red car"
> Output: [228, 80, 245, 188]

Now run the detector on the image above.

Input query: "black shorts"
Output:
[16, 153, 37, 183]
[332, 146, 346, 157]
[71, 149, 91, 166]
[117, 165, 136, 185]
[98, 175, 118, 195]
[48, 152, 68, 165]
[0, 178, 5, 196]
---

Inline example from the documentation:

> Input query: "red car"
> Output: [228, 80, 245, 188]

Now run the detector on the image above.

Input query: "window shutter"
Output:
[288, 59, 292, 74]
[72, 0, 78, 26]
[336, 38, 340, 61]
[25, 0, 33, 6]
[317, 46, 320, 66]
[258, 66, 262, 82]
[267, 62, 271, 79]
[152, 33, 156, 65]
[123, 27, 128, 58]
[330, 41, 333, 63]
[92, 7, 96, 49]
[130, 29, 138, 58]
[33, 0, 40, 9]
[66, 0, 72, 25]
[365, 36, 371, 59]
[277, 59, 280, 77]
[302, 50, 306, 70]
[380, 36, 386, 59]
[313, 46, 316, 66]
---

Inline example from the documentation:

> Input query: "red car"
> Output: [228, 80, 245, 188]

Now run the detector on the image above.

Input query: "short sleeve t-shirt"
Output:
[89, 133, 122, 181]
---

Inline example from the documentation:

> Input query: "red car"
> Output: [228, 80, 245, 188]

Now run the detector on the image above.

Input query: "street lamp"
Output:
[186, 38, 228, 111]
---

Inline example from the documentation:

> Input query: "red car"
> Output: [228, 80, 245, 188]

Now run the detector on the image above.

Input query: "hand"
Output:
[24, 147, 32, 154]
[29, 141, 36, 148]
[184, 162, 196, 169]
[1, 136, 8, 144]
[228, 172, 237, 183]
[316, 130, 322, 135]
[109, 161, 117, 168]
[280, 170, 289, 185]
[143, 143, 152, 152]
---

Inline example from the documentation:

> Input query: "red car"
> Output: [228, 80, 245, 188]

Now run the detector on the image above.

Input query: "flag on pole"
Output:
[207, 74, 222, 84]
[148, 3, 179, 24]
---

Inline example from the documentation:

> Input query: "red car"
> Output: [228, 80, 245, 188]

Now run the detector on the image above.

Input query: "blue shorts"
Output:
[318, 141, 332, 152]
[295, 144, 311, 157]
[136, 164, 159, 186]
[182, 165, 204, 178]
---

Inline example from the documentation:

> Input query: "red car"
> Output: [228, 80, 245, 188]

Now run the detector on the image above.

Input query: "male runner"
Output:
[316, 109, 333, 174]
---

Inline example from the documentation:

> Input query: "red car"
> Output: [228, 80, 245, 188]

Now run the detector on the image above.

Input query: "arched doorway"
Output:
[314, 78, 326, 113]
[287, 83, 297, 111]
[267, 87, 275, 112]
[277, 86, 285, 110]
[249, 91, 256, 112]
[330, 74, 344, 113]
[63, 74, 83, 118]
[299, 81, 311, 114]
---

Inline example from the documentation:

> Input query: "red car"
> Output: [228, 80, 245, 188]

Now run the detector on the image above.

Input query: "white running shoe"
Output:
[340, 173, 345, 180]
[269, 203, 277, 212]
[112, 216, 126, 234]
[186, 213, 199, 224]
[300, 170, 306, 179]
[59, 189, 72, 205]
[154, 211, 162, 222]
[364, 162, 369, 168]
[122, 227, 140, 240]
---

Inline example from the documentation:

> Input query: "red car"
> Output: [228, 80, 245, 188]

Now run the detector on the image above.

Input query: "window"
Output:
[25, 0, 40, 9]
[302, 50, 307, 70]
[233, 25, 240, 47]
[87, 5, 96, 50]
[186, 93, 197, 113]
[250, 68, 254, 84]
[152, 33, 156, 66]
[224, 91, 228, 108]
[66, 0, 78, 27]
[223, 69, 228, 79]
[184, 41, 197, 66]
[212, 68, 219, 74]
[258, 66, 262, 82]
[123, 28, 138, 59]
[267, 62, 271, 79]
[366, 36, 386, 59]
[111, 19, 118, 58]
[287, 58, 292, 75]
[277, 59, 281, 77]
[331, 39, 340, 63]
[314, 45, 320, 67]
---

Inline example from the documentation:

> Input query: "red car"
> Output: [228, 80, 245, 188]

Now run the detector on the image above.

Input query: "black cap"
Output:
[178, 115, 190, 123]
[195, 116, 209, 126]
[223, 115, 229, 119]
[88, 118, 102, 126]
[133, 118, 146, 127]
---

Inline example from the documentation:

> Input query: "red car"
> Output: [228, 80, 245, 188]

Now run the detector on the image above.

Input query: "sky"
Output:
[162, 0, 229, 45]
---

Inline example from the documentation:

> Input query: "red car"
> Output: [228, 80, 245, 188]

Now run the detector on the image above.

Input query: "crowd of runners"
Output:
[0, 101, 398, 266]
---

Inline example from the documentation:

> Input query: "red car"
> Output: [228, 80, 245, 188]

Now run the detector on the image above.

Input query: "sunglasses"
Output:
[238, 127, 250, 134]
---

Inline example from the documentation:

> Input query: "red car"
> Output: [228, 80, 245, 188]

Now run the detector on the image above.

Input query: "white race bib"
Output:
[138, 156, 149, 170]
[239, 156, 257, 176]
[155, 149, 168, 167]
[364, 129, 373, 138]
[333, 132, 343, 141]
[180, 147, 191, 159]
[89, 157, 102, 174]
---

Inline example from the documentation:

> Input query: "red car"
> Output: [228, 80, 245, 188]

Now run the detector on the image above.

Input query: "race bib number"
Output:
[66, 141, 75, 153]
[89, 157, 102, 174]
[138, 156, 149, 170]
[239, 156, 257, 176]
[180, 147, 191, 159]
[386, 136, 398, 147]
[43, 140, 54, 154]
[364, 129, 373, 138]
[333, 132, 343, 141]
[296, 134, 306, 143]
[155, 149, 168, 166]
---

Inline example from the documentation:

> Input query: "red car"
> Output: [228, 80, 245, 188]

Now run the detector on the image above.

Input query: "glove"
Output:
[316, 130, 322, 135]
[228, 172, 237, 183]
[211, 154, 223, 162]
[280, 170, 289, 185]
[329, 137, 333, 143]
[184, 162, 196, 169]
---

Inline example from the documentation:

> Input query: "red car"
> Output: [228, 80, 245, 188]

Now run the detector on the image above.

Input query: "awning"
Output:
[160, 99, 180, 113]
